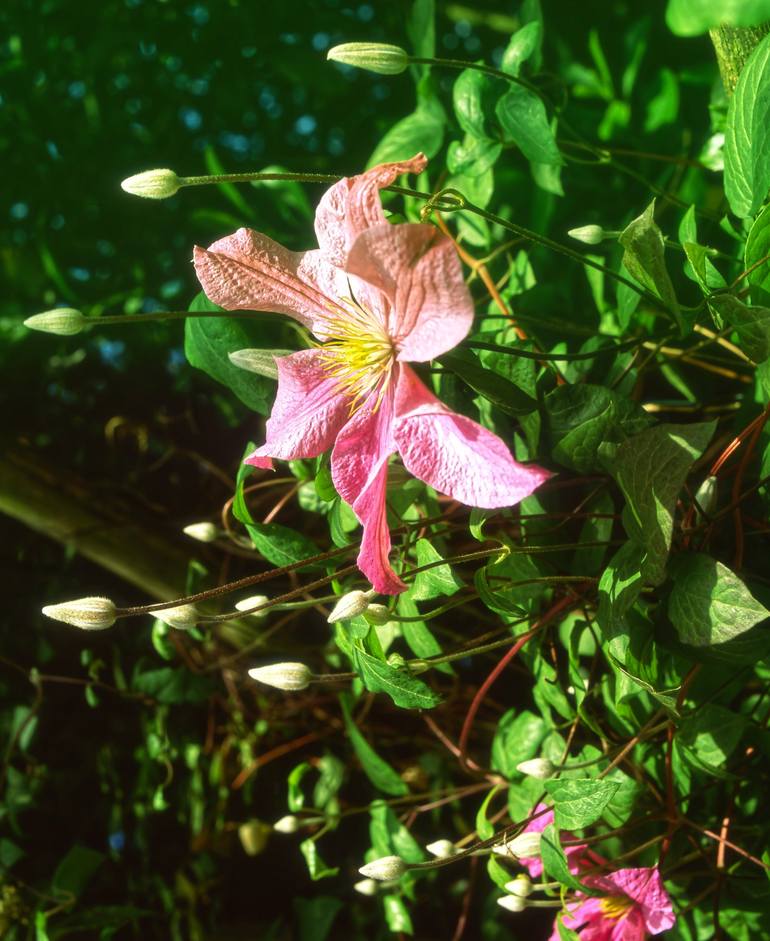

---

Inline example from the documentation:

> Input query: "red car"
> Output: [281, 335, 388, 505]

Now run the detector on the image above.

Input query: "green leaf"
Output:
[540, 824, 589, 892]
[501, 21, 542, 76]
[339, 695, 408, 796]
[677, 703, 747, 777]
[52, 845, 105, 901]
[352, 645, 442, 710]
[667, 0, 770, 36]
[397, 595, 450, 673]
[682, 242, 726, 293]
[184, 292, 278, 414]
[370, 800, 425, 863]
[441, 349, 538, 415]
[597, 541, 647, 637]
[132, 666, 215, 704]
[618, 200, 682, 328]
[746, 204, 770, 305]
[544, 384, 651, 473]
[300, 839, 339, 881]
[709, 294, 770, 361]
[368, 77, 445, 167]
[490, 709, 548, 778]
[602, 421, 716, 584]
[495, 86, 563, 166]
[406, 0, 435, 61]
[724, 31, 770, 218]
[544, 778, 620, 829]
[446, 134, 502, 177]
[668, 553, 769, 647]
[453, 68, 495, 139]
[383, 895, 414, 935]
[294, 896, 343, 941]
[475, 543, 549, 616]
[410, 538, 463, 600]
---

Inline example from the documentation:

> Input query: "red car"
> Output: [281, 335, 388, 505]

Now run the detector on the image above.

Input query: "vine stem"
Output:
[457, 594, 577, 772]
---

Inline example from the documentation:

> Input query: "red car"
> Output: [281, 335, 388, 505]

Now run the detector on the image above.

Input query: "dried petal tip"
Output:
[327, 42, 409, 75]
[567, 224, 605, 245]
[493, 831, 542, 860]
[42, 596, 116, 631]
[248, 662, 312, 691]
[516, 757, 555, 780]
[358, 855, 408, 882]
[426, 839, 456, 859]
[353, 878, 379, 897]
[120, 168, 181, 199]
[235, 595, 270, 616]
[24, 308, 85, 336]
[183, 521, 219, 543]
[155, 604, 199, 630]
[273, 815, 300, 834]
[504, 875, 533, 898]
[497, 895, 526, 913]
[327, 589, 375, 623]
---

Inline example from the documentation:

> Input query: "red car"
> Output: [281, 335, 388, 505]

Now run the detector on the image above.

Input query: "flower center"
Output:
[599, 895, 634, 921]
[320, 291, 395, 413]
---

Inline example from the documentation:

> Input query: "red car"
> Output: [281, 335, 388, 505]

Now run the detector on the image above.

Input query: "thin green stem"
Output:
[465, 336, 645, 361]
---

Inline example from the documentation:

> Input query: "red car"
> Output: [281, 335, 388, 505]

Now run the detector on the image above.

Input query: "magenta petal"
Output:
[193, 229, 345, 338]
[345, 223, 474, 361]
[314, 153, 428, 268]
[244, 350, 350, 468]
[331, 381, 406, 594]
[392, 366, 551, 508]
[598, 868, 676, 935]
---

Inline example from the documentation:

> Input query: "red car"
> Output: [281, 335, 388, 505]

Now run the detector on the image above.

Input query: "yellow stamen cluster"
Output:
[320, 293, 395, 413]
[599, 895, 634, 921]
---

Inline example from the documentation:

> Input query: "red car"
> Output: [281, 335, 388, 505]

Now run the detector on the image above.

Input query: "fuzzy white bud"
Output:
[120, 168, 181, 199]
[516, 757, 555, 780]
[183, 522, 219, 543]
[248, 662, 312, 691]
[235, 595, 270, 617]
[273, 815, 300, 834]
[493, 831, 543, 860]
[358, 854, 408, 881]
[155, 604, 199, 630]
[327, 589, 375, 623]
[354, 878, 379, 897]
[426, 839, 456, 859]
[327, 42, 409, 75]
[238, 819, 271, 856]
[24, 308, 86, 336]
[497, 894, 526, 913]
[504, 874, 533, 898]
[363, 603, 391, 625]
[42, 596, 116, 631]
[567, 224, 605, 245]
[228, 349, 281, 380]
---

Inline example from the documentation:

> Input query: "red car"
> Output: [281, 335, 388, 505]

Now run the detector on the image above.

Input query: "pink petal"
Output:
[193, 229, 347, 338]
[244, 349, 350, 469]
[331, 379, 406, 594]
[345, 223, 474, 361]
[599, 868, 676, 934]
[392, 365, 551, 507]
[314, 153, 428, 268]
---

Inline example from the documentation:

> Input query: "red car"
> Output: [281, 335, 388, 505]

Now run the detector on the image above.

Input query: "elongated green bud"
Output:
[567, 224, 605, 245]
[327, 42, 409, 75]
[248, 662, 312, 691]
[156, 604, 199, 630]
[120, 168, 181, 199]
[42, 596, 116, 631]
[228, 349, 284, 380]
[327, 589, 375, 623]
[24, 308, 85, 336]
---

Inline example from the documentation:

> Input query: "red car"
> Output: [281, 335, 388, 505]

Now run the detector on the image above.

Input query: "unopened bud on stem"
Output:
[516, 757, 555, 780]
[120, 168, 181, 199]
[235, 595, 270, 617]
[567, 224, 605, 245]
[426, 839, 456, 858]
[42, 596, 116, 631]
[504, 874, 533, 898]
[493, 831, 542, 860]
[156, 604, 199, 630]
[354, 878, 379, 897]
[364, 603, 391, 625]
[238, 819, 271, 856]
[497, 894, 526, 913]
[248, 662, 313, 691]
[273, 815, 300, 834]
[183, 522, 219, 543]
[358, 855, 408, 881]
[327, 42, 409, 75]
[327, 589, 375, 623]
[24, 308, 86, 336]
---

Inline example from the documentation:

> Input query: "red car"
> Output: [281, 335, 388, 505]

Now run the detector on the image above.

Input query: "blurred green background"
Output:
[0, 0, 726, 938]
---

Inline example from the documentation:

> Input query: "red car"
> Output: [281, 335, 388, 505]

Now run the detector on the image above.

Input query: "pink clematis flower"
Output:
[517, 803, 589, 879]
[193, 153, 549, 593]
[550, 866, 676, 941]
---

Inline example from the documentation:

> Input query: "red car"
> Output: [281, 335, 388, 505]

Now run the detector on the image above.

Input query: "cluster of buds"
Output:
[497, 874, 534, 912]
